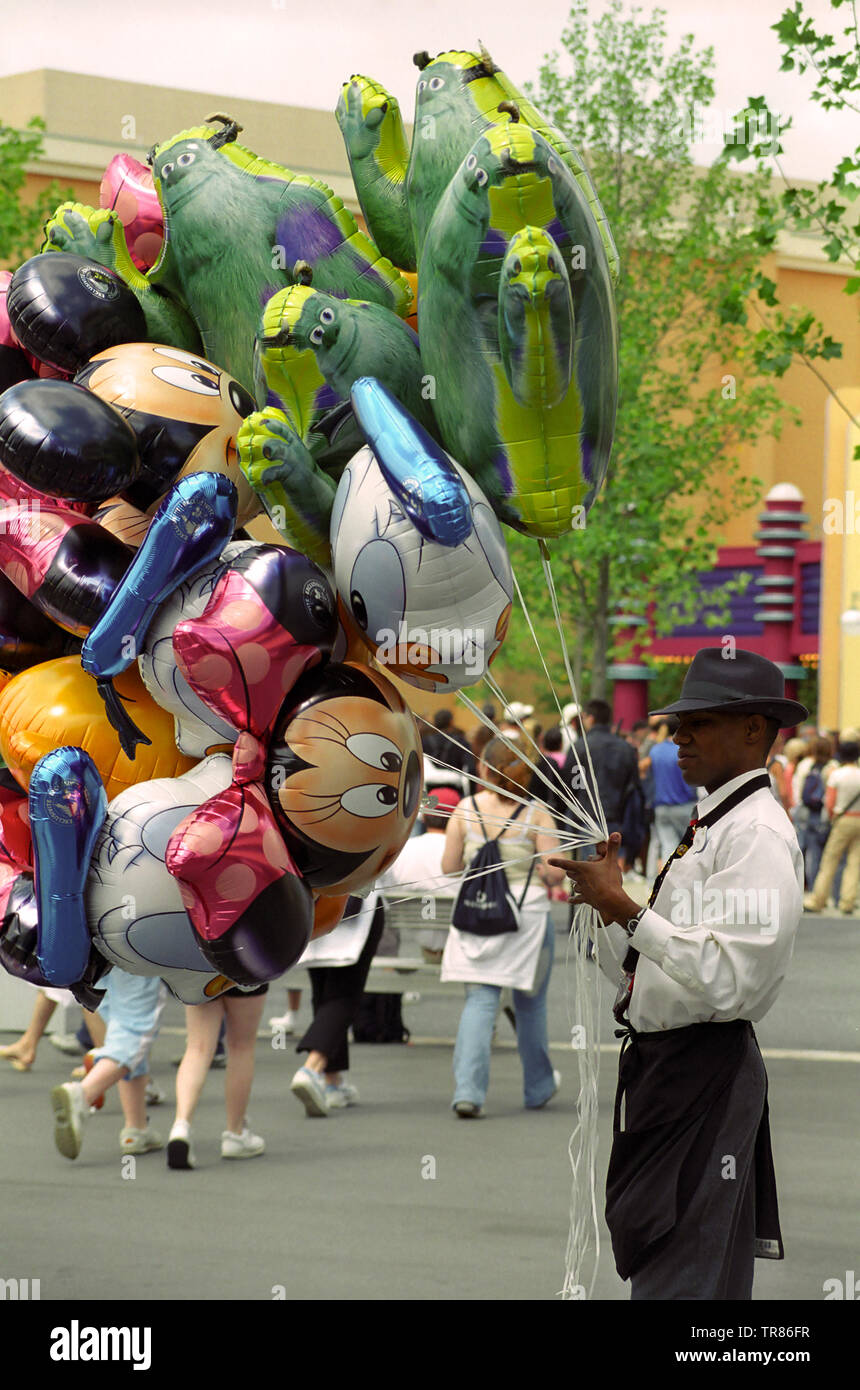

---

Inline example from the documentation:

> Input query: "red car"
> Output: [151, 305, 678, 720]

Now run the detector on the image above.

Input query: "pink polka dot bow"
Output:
[164, 546, 337, 956]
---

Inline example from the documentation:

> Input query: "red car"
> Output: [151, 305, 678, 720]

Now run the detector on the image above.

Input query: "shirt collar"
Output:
[696, 767, 768, 821]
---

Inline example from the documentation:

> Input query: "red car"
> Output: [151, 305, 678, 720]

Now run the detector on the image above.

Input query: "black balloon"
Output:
[7, 254, 147, 374]
[0, 379, 140, 501]
[0, 571, 77, 671]
[0, 344, 36, 396]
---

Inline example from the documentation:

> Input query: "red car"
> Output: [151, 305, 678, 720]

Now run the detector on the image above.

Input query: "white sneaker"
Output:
[325, 1080, 359, 1109]
[533, 1069, 562, 1109]
[120, 1125, 164, 1154]
[221, 1127, 265, 1159]
[51, 1081, 87, 1159]
[269, 1010, 298, 1035]
[290, 1065, 329, 1116]
[49, 1032, 85, 1056]
[453, 1100, 483, 1118]
[167, 1119, 196, 1170]
[145, 1081, 165, 1106]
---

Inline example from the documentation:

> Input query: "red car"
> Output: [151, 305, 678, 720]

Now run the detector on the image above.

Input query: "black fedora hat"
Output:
[649, 648, 808, 725]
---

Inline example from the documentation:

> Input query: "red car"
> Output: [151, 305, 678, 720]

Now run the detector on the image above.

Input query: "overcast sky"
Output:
[3, 0, 859, 180]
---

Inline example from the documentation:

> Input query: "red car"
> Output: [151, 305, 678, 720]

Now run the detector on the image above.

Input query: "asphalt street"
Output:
[0, 906, 856, 1303]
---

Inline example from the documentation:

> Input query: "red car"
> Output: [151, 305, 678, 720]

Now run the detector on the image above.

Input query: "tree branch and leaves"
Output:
[489, 0, 834, 706]
[0, 118, 71, 268]
[718, 1, 859, 434]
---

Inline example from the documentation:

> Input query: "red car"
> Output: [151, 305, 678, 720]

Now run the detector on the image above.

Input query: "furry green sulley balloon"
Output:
[418, 119, 618, 538]
[337, 45, 619, 283]
[241, 282, 437, 565]
[45, 116, 414, 395]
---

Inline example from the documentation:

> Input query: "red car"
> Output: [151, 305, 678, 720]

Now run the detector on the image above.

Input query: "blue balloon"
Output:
[81, 472, 238, 756]
[350, 377, 472, 547]
[29, 747, 107, 987]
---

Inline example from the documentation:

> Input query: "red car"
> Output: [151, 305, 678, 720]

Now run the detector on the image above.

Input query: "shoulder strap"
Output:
[493, 800, 524, 841]
[832, 786, 860, 821]
[472, 796, 488, 842]
[516, 855, 537, 908]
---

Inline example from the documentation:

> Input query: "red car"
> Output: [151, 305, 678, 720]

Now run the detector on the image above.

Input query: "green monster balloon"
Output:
[241, 282, 437, 565]
[418, 117, 618, 538]
[337, 45, 619, 284]
[44, 116, 413, 393]
[43, 203, 202, 353]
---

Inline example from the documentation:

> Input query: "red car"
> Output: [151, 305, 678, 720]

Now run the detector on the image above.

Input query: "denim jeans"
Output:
[452, 916, 555, 1109]
[802, 814, 830, 890]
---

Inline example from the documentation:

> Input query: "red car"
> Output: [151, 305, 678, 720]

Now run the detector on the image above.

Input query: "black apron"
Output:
[605, 1018, 783, 1282]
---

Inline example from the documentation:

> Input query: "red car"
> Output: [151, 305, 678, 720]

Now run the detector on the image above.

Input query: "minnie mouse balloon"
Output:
[266, 661, 422, 895]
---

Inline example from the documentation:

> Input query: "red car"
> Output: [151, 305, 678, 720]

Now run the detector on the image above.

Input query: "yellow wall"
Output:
[819, 388, 860, 731]
[719, 261, 860, 547]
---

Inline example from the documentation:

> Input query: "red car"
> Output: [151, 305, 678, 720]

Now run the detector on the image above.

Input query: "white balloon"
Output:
[330, 447, 513, 692]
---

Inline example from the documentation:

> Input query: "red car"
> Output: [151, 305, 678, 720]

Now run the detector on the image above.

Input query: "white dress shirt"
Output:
[599, 769, 804, 1032]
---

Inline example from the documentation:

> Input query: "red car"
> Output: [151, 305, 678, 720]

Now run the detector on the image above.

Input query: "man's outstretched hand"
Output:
[548, 833, 640, 927]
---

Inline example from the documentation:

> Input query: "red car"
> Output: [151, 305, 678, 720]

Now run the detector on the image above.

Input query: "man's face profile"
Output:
[673, 711, 772, 792]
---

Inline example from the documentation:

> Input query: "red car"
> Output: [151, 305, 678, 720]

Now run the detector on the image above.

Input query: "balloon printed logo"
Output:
[302, 577, 335, 628]
[169, 493, 216, 540]
[77, 266, 121, 302]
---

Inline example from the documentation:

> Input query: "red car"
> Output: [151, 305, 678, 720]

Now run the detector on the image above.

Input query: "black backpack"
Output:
[802, 764, 827, 812]
[352, 994, 411, 1044]
[451, 799, 535, 937]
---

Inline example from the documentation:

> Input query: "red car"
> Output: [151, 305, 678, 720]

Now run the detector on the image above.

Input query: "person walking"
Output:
[167, 985, 269, 1169]
[550, 648, 806, 1301]
[641, 716, 698, 870]
[288, 895, 386, 1116]
[562, 699, 640, 869]
[804, 739, 860, 915]
[440, 737, 565, 1117]
[50, 967, 167, 1161]
[792, 735, 835, 888]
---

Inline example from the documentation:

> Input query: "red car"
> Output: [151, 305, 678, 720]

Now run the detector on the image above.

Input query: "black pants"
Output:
[296, 901, 385, 1074]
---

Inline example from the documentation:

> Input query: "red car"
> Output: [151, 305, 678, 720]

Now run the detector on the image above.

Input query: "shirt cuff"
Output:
[627, 907, 675, 963]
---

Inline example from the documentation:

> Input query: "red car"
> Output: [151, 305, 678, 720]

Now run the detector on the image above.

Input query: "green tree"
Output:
[489, 0, 833, 705]
[0, 118, 70, 267]
[718, 0, 859, 441]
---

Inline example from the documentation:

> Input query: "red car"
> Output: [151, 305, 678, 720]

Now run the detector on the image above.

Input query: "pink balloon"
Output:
[0, 271, 16, 350]
[100, 154, 164, 272]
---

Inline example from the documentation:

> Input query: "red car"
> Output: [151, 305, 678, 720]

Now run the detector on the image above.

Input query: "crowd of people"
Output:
[1, 690, 853, 1168]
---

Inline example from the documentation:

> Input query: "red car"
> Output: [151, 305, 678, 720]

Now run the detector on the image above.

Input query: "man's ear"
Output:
[745, 713, 767, 747]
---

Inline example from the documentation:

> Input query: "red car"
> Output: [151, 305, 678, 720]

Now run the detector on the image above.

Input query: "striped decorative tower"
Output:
[753, 483, 808, 701]
[609, 608, 657, 728]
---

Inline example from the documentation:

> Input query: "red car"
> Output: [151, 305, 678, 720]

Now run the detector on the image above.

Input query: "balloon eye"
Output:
[548, 156, 559, 174]
[161, 162, 175, 179]
[350, 590, 368, 630]
[465, 154, 477, 171]
[152, 365, 220, 394]
[513, 259, 521, 275]
[310, 326, 325, 346]
[320, 308, 335, 325]
[340, 784, 399, 818]
[547, 256, 557, 272]
[177, 151, 195, 168]
[229, 380, 255, 417]
[345, 734, 403, 771]
[429, 77, 445, 91]
[475, 168, 488, 187]
[417, 80, 427, 93]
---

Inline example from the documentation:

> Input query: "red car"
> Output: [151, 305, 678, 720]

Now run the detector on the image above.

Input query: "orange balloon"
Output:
[311, 893, 349, 939]
[0, 656, 194, 800]
[402, 270, 419, 333]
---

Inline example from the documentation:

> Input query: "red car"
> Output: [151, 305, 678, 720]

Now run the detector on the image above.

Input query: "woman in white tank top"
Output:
[440, 736, 565, 1117]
